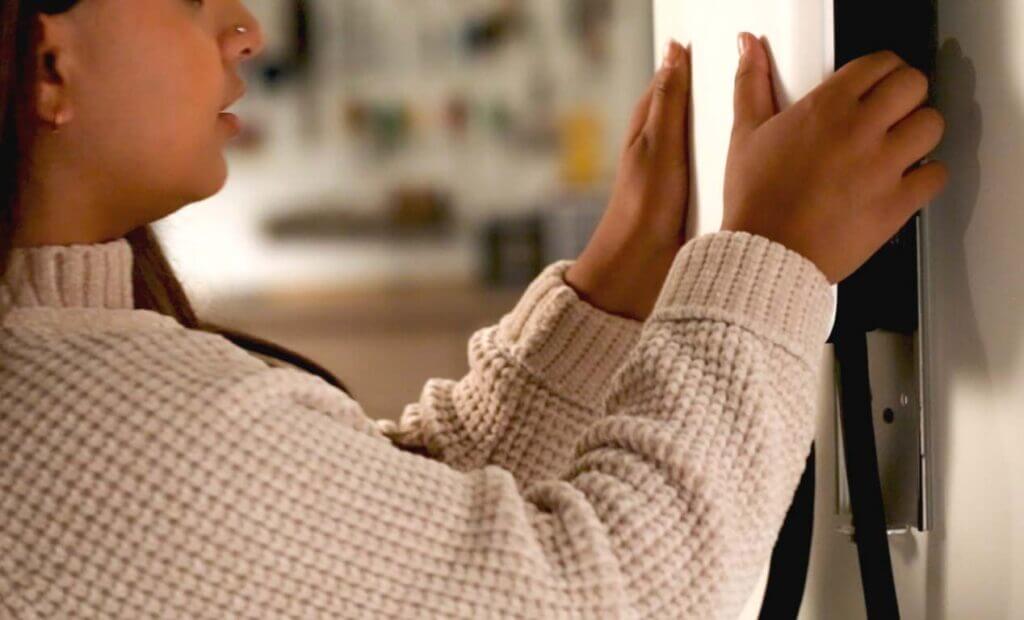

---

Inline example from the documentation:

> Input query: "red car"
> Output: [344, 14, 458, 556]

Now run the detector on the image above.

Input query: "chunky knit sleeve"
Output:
[0, 231, 834, 619]
[376, 258, 646, 484]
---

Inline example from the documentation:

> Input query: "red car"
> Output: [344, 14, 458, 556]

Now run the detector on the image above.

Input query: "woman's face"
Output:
[36, 0, 264, 233]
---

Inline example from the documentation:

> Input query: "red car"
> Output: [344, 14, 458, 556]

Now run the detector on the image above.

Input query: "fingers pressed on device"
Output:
[897, 160, 950, 215]
[732, 32, 776, 139]
[833, 49, 907, 98]
[861, 65, 931, 130]
[885, 106, 946, 171]
[642, 39, 690, 148]
[626, 80, 657, 146]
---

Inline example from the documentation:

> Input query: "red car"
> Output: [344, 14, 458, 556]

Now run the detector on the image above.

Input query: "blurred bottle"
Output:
[559, 104, 604, 189]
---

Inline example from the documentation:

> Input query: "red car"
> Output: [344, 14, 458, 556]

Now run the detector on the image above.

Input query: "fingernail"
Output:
[737, 33, 750, 58]
[662, 39, 682, 68]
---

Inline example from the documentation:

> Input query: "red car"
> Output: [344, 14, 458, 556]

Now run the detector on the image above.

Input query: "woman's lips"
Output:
[218, 112, 242, 136]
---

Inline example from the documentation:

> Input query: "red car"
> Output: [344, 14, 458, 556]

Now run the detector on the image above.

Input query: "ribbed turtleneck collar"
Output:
[0, 239, 134, 311]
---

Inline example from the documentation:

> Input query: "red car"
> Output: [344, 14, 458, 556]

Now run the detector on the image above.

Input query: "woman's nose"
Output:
[224, 14, 266, 63]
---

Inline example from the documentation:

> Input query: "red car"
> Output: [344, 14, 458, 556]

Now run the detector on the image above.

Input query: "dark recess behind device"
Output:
[832, 0, 939, 336]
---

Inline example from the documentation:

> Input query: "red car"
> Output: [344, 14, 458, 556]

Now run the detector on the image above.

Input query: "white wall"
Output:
[655, 0, 1024, 617]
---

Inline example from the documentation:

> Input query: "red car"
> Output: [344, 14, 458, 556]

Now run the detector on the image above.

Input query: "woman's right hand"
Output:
[722, 33, 949, 284]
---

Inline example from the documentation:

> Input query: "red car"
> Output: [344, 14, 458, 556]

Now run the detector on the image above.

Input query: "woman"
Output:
[0, 1, 946, 618]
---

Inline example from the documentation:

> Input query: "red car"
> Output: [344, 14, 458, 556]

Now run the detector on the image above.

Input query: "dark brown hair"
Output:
[1, 0, 351, 396]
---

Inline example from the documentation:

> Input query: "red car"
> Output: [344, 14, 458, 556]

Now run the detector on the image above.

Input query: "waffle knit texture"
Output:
[0, 231, 833, 619]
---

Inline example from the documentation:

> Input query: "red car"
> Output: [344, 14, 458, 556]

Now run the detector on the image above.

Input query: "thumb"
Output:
[732, 33, 777, 139]
[640, 40, 691, 150]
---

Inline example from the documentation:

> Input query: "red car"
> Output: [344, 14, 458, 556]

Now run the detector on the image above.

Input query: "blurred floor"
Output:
[206, 280, 523, 422]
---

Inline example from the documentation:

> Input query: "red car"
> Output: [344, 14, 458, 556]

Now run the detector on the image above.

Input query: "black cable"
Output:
[834, 328, 901, 618]
[759, 445, 816, 619]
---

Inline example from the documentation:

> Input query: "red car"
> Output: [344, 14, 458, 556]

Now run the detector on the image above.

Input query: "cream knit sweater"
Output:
[0, 231, 833, 619]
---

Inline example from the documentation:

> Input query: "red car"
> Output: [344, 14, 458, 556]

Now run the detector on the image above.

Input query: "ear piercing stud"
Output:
[51, 110, 67, 133]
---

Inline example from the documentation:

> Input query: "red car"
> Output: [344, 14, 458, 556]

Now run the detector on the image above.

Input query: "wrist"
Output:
[565, 245, 680, 321]
[564, 264, 642, 321]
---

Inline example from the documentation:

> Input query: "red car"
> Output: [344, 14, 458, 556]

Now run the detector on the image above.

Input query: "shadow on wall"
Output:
[924, 0, 1024, 614]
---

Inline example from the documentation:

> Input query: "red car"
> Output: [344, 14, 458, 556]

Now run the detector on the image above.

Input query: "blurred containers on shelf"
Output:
[159, 0, 654, 419]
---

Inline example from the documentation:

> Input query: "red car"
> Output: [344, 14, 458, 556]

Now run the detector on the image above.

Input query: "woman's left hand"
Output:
[564, 40, 692, 321]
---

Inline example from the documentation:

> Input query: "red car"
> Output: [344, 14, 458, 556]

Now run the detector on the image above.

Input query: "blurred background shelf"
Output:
[158, 0, 654, 420]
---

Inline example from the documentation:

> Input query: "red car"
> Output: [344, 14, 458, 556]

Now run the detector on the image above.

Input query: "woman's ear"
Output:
[33, 14, 76, 128]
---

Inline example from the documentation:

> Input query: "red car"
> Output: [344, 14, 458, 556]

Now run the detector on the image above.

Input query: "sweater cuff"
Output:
[651, 231, 835, 365]
[495, 260, 644, 406]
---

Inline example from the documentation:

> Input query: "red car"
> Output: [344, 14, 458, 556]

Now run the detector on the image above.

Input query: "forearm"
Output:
[565, 230, 834, 617]
[377, 259, 644, 482]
